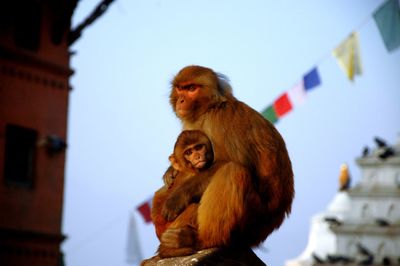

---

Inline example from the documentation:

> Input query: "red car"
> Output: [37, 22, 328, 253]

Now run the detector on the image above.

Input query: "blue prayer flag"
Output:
[303, 67, 321, 91]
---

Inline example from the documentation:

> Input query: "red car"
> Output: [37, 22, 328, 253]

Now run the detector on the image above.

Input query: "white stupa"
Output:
[286, 136, 400, 266]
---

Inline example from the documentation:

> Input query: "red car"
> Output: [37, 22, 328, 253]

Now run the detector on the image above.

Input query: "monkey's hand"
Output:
[162, 170, 215, 221]
[163, 166, 178, 188]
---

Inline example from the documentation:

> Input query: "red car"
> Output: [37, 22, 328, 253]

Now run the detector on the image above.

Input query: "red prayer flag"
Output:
[137, 199, 152, 223]
[273, 93, 293, 118]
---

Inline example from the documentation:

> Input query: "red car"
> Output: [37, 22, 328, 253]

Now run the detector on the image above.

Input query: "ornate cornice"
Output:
[0, 63, 69, 90]
[0, 45, 74, 79]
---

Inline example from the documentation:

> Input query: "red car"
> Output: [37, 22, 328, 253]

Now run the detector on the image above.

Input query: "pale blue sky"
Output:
[62, 1, 400, 265]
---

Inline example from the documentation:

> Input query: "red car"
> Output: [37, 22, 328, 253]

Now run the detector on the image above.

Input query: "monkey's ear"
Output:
[169, 154, 182, 171]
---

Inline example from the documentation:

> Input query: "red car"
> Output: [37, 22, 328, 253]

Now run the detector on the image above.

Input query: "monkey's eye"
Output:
[184, 150, 192, 156]
[187, 85, 197, 92]
[194, 144, 204, 151]
[179, 84, 197, 91]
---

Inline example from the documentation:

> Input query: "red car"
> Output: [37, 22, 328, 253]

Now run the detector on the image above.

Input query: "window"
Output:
[14, 1, 42, 51]
[4, 124, 37, 187]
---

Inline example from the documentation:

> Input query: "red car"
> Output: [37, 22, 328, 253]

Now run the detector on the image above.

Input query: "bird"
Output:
[357, 243, 374, 265]
[357, 243, 372, 256]
[374, 137, 387, 148]
[378, 148, 395, 159]
[324, 217, 342, 226]
[362, 146, 369, 157]
[375, 218, 390, 226]
[339, 163, 351, 191]
[312, 253, 325, 264]
[374, 137, 395, 160]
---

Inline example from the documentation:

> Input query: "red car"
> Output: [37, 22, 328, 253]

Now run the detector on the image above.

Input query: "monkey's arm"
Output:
[162, 169, 215, 221]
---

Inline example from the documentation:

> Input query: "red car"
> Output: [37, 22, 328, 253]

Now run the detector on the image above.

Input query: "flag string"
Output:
[261, 0, 398, 123]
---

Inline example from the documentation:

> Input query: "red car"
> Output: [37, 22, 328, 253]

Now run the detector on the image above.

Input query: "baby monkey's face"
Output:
[183, 143, 208, 169]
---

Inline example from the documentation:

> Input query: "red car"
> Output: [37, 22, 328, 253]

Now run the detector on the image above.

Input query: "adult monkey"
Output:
[160, 65, 294, 257]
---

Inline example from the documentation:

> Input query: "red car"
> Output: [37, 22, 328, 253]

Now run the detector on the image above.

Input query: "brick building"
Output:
[0, 1, 78, 265]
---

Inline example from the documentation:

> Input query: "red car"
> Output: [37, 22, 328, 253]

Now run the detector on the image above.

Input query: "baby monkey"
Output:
[152, 130, 215, 243]
[163, 130, 214, 188]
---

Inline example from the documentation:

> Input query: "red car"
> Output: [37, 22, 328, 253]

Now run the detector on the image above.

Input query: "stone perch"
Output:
[141, 247, 266, 266]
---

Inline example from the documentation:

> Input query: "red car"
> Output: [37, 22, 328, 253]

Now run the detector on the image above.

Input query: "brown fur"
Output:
[151, 130, 217, 257]
[171, 130, 214, 175]
[158, 65, 294, 257]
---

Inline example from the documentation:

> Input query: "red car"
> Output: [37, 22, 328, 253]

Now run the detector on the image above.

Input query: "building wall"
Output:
[0, 1, 76, 265]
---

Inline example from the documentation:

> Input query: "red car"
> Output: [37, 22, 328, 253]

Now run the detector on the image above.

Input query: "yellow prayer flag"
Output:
[332, 32, 362, 81]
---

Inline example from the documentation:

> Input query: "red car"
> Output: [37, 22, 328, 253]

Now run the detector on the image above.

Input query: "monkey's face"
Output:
[183, 143, 209, 169]
[170, 66, 222, 120]
[173, 130, 214, 173]
[174, 84, 202, 118]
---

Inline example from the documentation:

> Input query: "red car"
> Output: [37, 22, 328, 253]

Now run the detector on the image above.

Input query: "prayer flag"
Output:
[287, 80, 307, 107]
[262, 105, 279, 124]
[332, 32, 362, 81]
[273, 93, 293, 118]
[303, 67, 321, 91]
[373, 0, 400, 52]
[137, 198, 152, 223]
